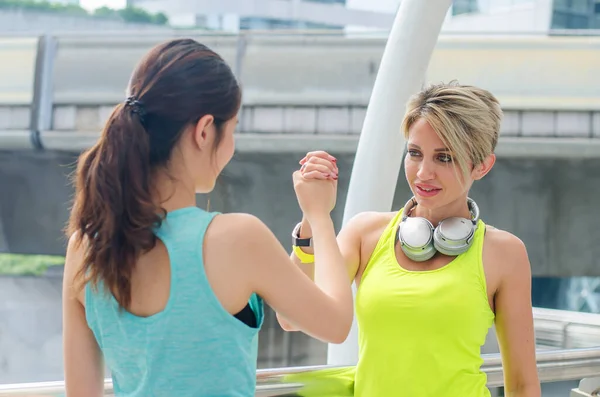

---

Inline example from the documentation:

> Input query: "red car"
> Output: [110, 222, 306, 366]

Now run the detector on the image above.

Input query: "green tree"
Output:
[93, 6, 118, 19]
[118, 6, 155, 24]
[0, 0, 87, 16]
[153, 12, 168, 25]
[0, 0, 169, 25]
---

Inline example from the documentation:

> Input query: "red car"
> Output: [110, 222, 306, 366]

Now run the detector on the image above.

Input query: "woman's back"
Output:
[85, 207, 263, 397]
[62, 38, 353, 397]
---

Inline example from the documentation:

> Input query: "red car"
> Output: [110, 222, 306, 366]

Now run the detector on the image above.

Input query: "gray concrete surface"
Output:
[39, 105, 600, 138]
[1, 149, 599, 277]
[0, 274, 63, 384]
[1, 149, 598, 388]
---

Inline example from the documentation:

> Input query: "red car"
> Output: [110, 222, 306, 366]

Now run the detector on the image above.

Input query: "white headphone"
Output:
[396, 197, 480, 262]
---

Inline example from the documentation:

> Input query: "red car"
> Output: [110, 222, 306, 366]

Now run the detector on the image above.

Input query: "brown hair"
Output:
[67, 39, 242, 309]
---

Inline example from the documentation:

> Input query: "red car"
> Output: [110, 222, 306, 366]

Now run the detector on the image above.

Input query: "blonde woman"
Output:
[279, 82, 541, 397]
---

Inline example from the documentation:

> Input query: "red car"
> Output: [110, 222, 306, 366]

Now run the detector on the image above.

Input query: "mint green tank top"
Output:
[85, 207, 264, 397]
[355, 208, 494, 397]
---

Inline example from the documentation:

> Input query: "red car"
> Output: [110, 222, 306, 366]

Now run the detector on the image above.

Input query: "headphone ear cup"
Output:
[402, 242, 436, 262]
[398, 217, 436, 262]
[433, 217, 476, 256]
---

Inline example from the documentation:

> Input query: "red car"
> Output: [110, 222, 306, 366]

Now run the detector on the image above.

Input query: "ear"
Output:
[472, 153, 496, 181]
[192, 115, 215, 150]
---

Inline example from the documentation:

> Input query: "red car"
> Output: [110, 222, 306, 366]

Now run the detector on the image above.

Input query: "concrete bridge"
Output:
[0, 32, 599, 277]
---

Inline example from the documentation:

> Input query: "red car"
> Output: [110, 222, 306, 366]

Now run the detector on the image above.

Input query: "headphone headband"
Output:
[401, 197, 417, 222]
[401, 196, 479, 225]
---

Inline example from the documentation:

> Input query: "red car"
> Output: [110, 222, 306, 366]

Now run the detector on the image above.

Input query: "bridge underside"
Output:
[1, 149, 599, 277]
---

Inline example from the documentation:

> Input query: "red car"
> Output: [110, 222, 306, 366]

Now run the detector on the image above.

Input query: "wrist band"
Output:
[293, 245, 315, 264]
[292, 222, 312, 247]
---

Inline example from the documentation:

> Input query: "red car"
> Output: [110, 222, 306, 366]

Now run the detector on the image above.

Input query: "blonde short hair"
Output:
[401, 81, 502, 180]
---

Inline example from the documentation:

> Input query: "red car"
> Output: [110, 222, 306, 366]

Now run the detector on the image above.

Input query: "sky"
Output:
[79, 0, 126, 11]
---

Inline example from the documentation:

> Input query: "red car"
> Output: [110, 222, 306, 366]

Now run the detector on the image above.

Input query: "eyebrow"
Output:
[408, 144, 450, 152]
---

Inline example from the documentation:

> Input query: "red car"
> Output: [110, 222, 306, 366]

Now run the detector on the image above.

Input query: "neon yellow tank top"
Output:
[354, 208, 495, 397]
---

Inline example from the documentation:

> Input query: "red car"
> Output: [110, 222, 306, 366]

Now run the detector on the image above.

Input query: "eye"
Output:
[437, 153, 453, 163]
[407, 149, 421, 157]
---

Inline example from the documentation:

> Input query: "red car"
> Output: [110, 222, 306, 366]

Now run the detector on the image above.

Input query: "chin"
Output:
[411, 190, 444, 208]
[413, 197, 437, 209]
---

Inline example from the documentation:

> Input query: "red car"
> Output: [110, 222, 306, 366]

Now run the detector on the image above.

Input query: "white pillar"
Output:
[327, 0, 453, 366]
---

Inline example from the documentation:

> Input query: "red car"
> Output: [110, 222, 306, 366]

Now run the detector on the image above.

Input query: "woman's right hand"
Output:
[293, 151, 339, 222]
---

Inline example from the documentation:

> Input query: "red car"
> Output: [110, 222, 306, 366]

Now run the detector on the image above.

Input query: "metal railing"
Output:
[533, 308, 600, 349]
[1, 347, 600, 396]
[2, 308, 600, 395]
[2, 32, 600, 152]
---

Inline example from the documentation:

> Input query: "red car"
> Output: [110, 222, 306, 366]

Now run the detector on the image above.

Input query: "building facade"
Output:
[552, 0, 600, 29]
[130, 0, 600, 32]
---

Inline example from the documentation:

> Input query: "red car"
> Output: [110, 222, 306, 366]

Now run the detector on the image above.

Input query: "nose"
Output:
[416, 158, 435, 181]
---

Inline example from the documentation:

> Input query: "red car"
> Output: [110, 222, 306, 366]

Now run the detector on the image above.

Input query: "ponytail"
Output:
[67, 104, 163, 309]
[66, 38, 242, 309]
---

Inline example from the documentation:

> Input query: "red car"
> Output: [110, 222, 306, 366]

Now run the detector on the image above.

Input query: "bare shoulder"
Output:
[483, 225, 531, 277]
[343, 211, 395, 237]
[341, 211, 397, 279]
[207, 212, 272, 244]
[64, 232, 86, 277]
[63, 232, 88, 304]
[205, 213, 282, 265]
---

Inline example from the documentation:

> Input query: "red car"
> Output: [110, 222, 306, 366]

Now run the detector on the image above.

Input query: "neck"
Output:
[411, 197, 472, 227]
[153, 169, 197, 213]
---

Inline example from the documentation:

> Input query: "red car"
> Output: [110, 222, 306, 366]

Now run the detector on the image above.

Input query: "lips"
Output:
[416, 184, 441, 192]
[415, 183, 442, 197]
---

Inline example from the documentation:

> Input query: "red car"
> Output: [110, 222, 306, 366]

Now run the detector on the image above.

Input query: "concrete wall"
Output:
[1, 149, 599, 277]
[44, 103, 600, 138]
[0, 274, 64, 384]
[1, 147, 600, 386]
[0, 151, 74, 255]
[442, 0, 553, 34]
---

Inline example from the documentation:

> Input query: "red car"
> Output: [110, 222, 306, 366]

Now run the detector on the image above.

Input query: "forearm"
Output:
[503, 368, 541, 397]
[278, 218, 315, 331]
[504, 384, 541, 397]
[309, 215, 352, 310]
[279, 216, 351, 331]
[290, 253, 314, 279]
[291, 216, 315, 274]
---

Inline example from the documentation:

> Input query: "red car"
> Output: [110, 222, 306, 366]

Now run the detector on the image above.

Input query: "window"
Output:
[452, 0, 478, 15]
[554, 0, 593, 13]
[552, 10, 569, 27]
[568, 13, 590, 26]
[551, 9, 591, 28]
[569, 0, 590, 13]
[553, 0, 570, 9]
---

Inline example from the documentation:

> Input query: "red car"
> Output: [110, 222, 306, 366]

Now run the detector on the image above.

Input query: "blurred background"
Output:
[0, 0, 599, 396]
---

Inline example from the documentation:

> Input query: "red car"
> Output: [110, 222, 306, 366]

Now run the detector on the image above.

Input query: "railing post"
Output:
[328, 0, 453, 366]
[234, 32, 248, 81]
[235, 32, 248, 133]
[30, 34, 57, 151]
